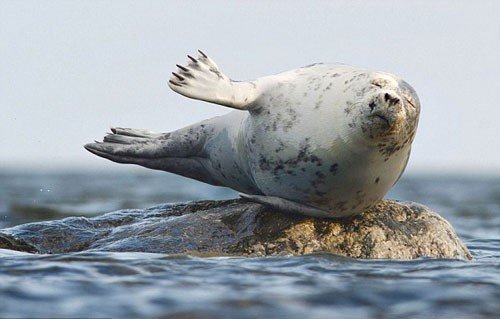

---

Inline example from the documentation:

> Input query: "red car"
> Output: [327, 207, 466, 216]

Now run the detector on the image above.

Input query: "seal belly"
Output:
[248, 138, 410, 216]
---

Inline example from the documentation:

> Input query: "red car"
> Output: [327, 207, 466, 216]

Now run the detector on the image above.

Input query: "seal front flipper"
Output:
[84, 127, 222, 186]
[239, 194, 332, 218]
[168, 50, 259, 110]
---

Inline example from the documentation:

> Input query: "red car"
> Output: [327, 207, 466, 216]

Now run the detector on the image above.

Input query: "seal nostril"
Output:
[384, 93, 400, 106]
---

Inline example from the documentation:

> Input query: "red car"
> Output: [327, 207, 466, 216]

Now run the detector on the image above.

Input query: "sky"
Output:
[1, 1, 499, 174]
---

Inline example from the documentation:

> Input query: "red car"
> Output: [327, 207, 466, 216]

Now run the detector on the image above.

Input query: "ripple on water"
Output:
[0, 249, 499, 319]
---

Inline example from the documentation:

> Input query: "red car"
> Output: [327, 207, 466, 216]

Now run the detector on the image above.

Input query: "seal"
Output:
[85, 50, 420, 217]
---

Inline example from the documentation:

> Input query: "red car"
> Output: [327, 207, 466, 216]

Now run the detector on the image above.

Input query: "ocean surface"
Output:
[0, 169, 499, 318]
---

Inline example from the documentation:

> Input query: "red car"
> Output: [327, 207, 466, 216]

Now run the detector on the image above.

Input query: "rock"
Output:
[0, 199, 471, 260]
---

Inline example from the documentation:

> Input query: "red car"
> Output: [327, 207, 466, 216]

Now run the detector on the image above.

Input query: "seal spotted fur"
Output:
[85, 50, 420, 217]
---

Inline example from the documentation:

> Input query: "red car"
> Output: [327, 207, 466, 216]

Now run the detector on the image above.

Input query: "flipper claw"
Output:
[169, 80, 181, 87]
[172, 72, 185, 81]
[176, 64, 188, 72]
[198, 49, 208, 58]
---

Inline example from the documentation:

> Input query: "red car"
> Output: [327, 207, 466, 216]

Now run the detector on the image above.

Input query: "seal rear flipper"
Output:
[168, 50, 259, 111]
[239, 194, 332, 218]
[84, 127, 222, 186]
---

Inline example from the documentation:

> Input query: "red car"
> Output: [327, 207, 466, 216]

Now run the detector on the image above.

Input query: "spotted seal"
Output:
[85, 50, 420, 217]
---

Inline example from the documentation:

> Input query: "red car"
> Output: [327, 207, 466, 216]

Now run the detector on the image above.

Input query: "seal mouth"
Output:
[373, 114, 390, 127]
[369, 111, 393, 129]
[366, 111, 401, 138]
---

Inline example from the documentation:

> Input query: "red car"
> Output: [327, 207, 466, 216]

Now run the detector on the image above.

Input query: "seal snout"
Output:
[369, 90, 403, 126]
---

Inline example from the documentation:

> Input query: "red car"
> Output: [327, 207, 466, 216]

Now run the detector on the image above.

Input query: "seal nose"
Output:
[383, 92, 400, 108]
[368, 91, 400, 113]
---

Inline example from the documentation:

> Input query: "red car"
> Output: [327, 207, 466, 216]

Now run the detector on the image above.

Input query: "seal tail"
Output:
[84, 127, 222, 185]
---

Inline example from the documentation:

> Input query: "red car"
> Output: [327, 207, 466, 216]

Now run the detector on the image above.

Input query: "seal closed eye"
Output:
[85, 50, 420, 218]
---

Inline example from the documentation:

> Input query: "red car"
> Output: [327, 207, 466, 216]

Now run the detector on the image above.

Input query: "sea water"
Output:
[0, 170, 498, 318]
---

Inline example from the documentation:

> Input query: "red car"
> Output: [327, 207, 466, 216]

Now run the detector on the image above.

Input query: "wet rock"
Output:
[0, 199, 471, 260]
